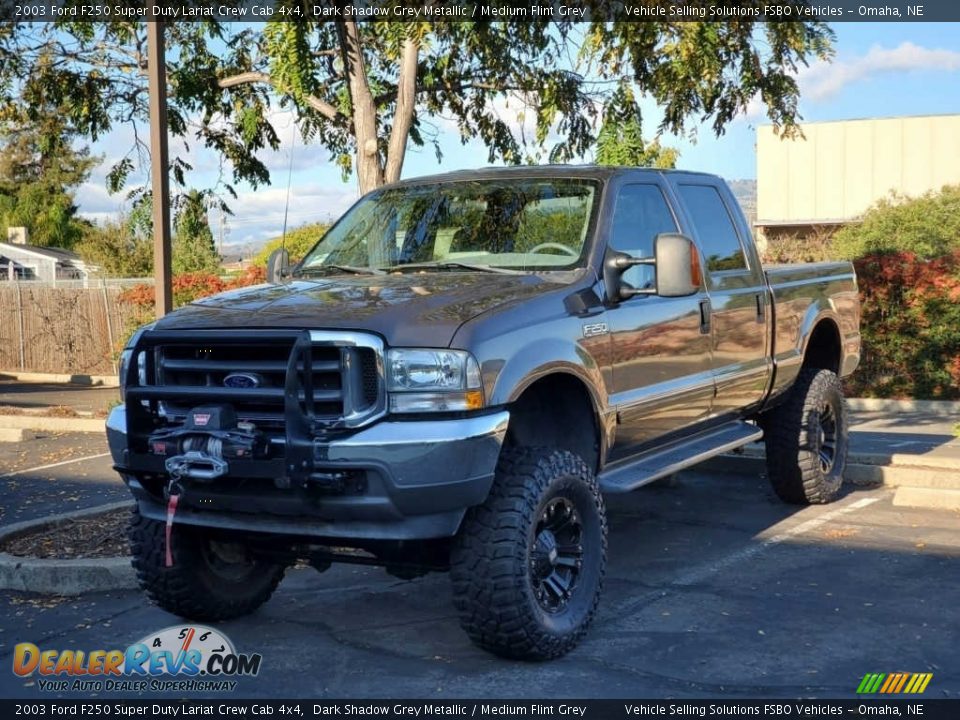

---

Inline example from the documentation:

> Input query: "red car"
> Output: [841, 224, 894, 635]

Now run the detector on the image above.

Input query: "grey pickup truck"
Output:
[108, 166, 860, 660]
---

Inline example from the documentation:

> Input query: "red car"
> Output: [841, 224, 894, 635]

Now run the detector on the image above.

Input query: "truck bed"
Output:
[764, 260, 861, 399]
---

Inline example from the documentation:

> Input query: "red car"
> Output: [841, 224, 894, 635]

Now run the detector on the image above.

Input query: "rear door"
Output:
[604, 178, 714, 461]
[667, 177, 771, 417]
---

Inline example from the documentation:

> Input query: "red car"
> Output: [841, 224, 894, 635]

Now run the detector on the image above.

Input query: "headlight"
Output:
[118, 323, 155, 400]
[386, 348, 484, 413]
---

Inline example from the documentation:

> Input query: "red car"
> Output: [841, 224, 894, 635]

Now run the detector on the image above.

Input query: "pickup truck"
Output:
[107, 166, 861, 660]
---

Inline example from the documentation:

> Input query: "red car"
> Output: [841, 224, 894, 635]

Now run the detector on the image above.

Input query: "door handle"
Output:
[699, 299, 711, 334]
[755, 292, 766, 323]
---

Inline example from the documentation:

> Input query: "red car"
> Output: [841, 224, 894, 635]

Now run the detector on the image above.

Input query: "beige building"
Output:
[756, 114, 960, 240]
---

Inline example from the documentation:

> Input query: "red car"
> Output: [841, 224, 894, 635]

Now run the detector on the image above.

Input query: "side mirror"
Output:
[653, 233, 701, 297]
[266, 248, 290, 283]
[604, 233, 701, 302]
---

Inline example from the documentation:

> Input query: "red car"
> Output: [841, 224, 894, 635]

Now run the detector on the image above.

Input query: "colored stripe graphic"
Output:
[893, 674, 910, 693]
[858, 672, 932, 694]
[856, 674, 874, 693]
[904, 674, 920, 694]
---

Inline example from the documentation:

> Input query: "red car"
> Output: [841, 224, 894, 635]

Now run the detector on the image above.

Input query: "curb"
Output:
[0, 501, 137, 594]
[0, 415, 104, 434]
[846, 398, 960, 415]
[893, 486, 960, 511]
[0, 371, 118, 387]
[703, 445, 960, 491]
[0, 428, 26, 443]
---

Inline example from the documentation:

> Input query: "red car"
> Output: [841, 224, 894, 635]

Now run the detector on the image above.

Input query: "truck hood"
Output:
[154, 272, 564, 346]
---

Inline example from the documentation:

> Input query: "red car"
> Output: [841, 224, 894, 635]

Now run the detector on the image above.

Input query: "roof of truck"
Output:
[385, 165, 719, 188]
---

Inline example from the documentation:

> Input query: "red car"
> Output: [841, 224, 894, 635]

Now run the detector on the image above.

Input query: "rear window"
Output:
[677, 184, 747, 272]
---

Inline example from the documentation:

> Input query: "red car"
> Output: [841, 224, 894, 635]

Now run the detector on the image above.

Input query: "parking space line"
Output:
[673, 496, 880, 587]
[607, 495, 881, 619]
[0, 452, 111, 480]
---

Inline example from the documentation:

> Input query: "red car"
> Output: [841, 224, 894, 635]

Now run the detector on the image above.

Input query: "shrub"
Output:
[845, 251, 960, 400]
[833, 185, 960, 260]
[116, 266, 267, 348]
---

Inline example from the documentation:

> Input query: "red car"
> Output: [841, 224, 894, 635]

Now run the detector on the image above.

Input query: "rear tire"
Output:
[450, 447, 607, 660]
[763, 368, 848, 504]
[128, 507, 285, 621]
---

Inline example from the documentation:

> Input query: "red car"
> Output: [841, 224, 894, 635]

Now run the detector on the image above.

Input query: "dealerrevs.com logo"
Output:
[13, 625, 262, 693]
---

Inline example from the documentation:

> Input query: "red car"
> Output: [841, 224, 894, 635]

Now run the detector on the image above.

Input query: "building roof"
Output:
[0, 242, 83, 264]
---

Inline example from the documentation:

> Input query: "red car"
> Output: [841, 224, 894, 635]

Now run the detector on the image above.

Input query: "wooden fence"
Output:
[0, 281, 148, 376]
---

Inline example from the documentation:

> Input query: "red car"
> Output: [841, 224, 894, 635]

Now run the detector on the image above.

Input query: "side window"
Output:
[609, 184, 677, 290]
[676, 184, 746, 272]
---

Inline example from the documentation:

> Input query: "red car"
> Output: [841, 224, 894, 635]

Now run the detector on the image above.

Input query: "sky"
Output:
[72, 21, 960, 253]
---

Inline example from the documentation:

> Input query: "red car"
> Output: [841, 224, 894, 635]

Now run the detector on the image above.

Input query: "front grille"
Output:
[127, 330, 385, 433]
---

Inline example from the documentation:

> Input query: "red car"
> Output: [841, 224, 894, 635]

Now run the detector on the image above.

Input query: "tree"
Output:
[595, 83, 678, 168]
[0, 17, 833, 199]
[253, 221, 332, 266]
[75, 197, 155, 277]
[173, 189, 221, 274]
[0, 107, 97, 249]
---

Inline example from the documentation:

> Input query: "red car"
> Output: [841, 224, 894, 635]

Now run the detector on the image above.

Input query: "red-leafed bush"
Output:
[116, 268, 268, 349]
[224, 264, 266, 289]
[846, 251, 960, 399]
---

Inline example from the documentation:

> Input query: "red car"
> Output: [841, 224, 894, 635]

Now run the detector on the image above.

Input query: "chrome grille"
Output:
[131, 330, 385, 431]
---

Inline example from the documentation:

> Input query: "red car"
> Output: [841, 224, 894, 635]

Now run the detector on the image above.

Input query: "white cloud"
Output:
[225, 183, 358, 247]
[799, 41, 960, 102]
[742, 41, 960, 121]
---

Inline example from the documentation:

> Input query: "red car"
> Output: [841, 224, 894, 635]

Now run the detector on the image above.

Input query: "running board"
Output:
[598, 421, 764, 494]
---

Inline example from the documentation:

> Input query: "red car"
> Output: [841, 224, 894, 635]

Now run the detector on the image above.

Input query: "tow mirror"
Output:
[266, 248, 290, 283]
[653, 233, 701, 297]
[604, 233, 701, 302]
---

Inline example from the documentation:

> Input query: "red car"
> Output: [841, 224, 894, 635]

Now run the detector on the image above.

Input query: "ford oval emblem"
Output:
[223, 373, 263, 389]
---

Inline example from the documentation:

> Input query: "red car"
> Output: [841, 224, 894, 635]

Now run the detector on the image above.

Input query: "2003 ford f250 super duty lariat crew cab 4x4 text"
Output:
[107, 166, 860, 660]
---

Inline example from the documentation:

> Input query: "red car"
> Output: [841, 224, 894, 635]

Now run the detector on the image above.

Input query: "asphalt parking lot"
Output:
[1, 432, 958, 700]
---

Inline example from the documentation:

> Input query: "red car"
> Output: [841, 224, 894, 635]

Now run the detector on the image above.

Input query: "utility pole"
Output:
[147, 19, 173, 317]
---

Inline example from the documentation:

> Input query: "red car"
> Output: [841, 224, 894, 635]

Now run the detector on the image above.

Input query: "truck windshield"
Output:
[297, 178, 598, 273]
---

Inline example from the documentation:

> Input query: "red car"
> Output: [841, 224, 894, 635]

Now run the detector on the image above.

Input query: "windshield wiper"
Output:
[298, 264, 384, 276]
[387, 261, 522, 275]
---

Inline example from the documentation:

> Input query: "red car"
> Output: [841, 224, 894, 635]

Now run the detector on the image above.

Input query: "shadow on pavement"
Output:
[0, 471, 955, 700]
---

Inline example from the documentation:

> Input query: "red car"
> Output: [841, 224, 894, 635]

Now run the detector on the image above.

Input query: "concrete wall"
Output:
[757, 114, 960, 225]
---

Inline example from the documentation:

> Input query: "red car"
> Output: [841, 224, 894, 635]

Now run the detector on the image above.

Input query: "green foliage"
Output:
[845, 251, 960, 400]
[173, 190, 220, 275]
[833, 186, 960, 260]
[75, 215, 153, 278]
[595, 84, 678, 168]
[0, 18, 833, 198]
[253, 222, 330, 266]
[0, 107, 97, 249]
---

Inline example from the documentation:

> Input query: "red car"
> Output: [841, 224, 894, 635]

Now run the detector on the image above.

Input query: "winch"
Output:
[146, 404, 268, 481]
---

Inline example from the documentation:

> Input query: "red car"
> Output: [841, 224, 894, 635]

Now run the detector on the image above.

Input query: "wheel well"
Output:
[803, 319, 841, 374]
[505, 374, 601, 473]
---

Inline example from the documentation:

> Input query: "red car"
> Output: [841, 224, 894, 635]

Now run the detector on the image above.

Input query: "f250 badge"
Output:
[582, 322, 608, 338]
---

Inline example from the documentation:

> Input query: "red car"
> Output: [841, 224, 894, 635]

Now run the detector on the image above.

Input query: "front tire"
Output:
[763, 368, 849, 505]
[450, 448, 607, 660]
[128, 507, 286, 621]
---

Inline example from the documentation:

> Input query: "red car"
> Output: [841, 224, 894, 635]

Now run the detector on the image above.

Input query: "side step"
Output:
[598, 421, 764, 494]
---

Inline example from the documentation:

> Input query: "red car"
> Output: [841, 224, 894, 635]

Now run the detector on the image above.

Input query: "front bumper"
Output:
[106, 406, 509, 540]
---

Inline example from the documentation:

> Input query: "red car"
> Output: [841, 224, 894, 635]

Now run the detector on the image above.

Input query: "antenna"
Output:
[280, 119, 297, 260]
